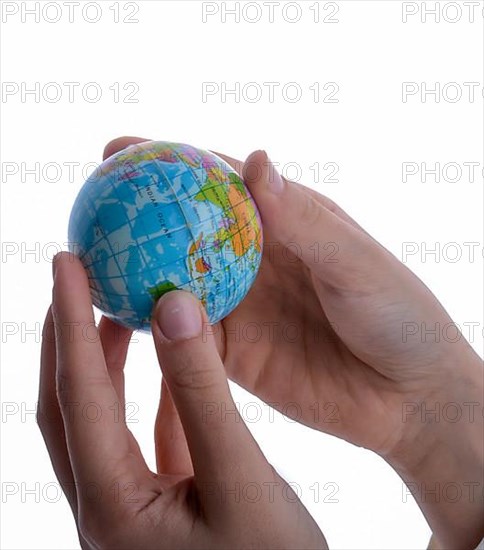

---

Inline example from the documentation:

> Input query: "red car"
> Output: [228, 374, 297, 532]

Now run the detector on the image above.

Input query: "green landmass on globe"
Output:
[147, 280, 179, 300]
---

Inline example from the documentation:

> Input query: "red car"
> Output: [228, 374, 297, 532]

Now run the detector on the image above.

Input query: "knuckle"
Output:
[56, 372, 111, 410]
[320, 195, 340, 215]
[169, 359, 219, 393]
[300, 192, 323, 228]
[279, 190, 323, 252]
[55, 373, 74, 406]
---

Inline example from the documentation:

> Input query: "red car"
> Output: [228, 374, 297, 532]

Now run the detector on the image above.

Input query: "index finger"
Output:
[52, 252, 146, 496]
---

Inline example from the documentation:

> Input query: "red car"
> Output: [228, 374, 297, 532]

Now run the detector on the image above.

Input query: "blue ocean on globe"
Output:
[68, 141, 263, 331]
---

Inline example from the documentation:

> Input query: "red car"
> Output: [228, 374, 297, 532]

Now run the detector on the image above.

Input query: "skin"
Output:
[37, 137, 483, 549]
[38, 263, 327, 550]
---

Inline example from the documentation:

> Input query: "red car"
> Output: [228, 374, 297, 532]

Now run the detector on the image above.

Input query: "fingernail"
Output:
[155, 291, 202, 341]
[266, 155, 284, 194]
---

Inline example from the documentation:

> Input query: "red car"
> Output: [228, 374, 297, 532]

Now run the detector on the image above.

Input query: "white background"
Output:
[1, 1, 483, 548]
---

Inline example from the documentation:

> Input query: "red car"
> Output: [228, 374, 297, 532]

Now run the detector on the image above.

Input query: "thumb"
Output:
[243, 150, 386, 292]
[151, 290, 267, 486]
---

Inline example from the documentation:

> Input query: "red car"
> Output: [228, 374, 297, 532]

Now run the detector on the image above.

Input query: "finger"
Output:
[151, 291, 270, 488]
[242, 150, 387, 292]
[154, 379, 193, 476]
[103, 136, 151, 160]
[98, 316, 132, 413]
[101, 135, 145, 413]
[295, 181, 371, 235]
[37, 306, 79, 515]
[213, 150, 366, 233]
[52, 252, 150, 497]
[211, 151, 244, 175]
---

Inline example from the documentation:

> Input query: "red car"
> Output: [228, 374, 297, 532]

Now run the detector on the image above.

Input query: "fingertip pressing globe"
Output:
[68, 141, 263, 332]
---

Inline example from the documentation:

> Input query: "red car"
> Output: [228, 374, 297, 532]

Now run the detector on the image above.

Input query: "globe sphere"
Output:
[68, 141, 263, 331]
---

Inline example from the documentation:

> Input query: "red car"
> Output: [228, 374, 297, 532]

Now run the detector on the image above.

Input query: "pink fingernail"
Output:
[156, 291, 202, 341]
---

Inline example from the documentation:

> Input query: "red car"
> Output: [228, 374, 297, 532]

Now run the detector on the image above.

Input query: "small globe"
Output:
[68, 141, 263, 331]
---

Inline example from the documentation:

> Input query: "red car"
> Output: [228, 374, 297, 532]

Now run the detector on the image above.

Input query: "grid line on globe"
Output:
[68, 141, 263, 331]
[79, 167, 259, 268]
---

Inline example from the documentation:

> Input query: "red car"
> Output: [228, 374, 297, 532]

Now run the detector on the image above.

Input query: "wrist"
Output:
[387, 351, 484, 548]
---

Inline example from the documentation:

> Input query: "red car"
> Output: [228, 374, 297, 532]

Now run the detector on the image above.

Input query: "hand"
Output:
[97, 137, 482, 548]
[37, 251, 327, 550]
[211, 149, 483, 549]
